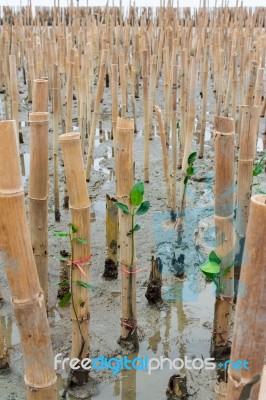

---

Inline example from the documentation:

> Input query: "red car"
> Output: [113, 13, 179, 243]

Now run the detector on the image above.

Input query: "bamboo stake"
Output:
[60, 132, 91, 384]
[213, 116, 235, 353]
[155, 105, 171, 208]
[115, 117, 138, 349]
[9, 54, 21, 142]
[142, 48, 149, 183]
[0, 317, 9, 369]
[236, 106, 259, 242]
[199, 44, 208, 158]
[53, 63, 60, 222]
[0, 119, 57, 399]
[103, 194, 119, 280]
[28, 112, 49, 307]
[32, 78, 48, 112]
[226, 195, 266, 400]
[177, 56, 197, 232]
[85, 49, 108, 181]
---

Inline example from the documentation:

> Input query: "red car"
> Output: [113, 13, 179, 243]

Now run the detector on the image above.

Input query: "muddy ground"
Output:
[0, 64, 265, 400]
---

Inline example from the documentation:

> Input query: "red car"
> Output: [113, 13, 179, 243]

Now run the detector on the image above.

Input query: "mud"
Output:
[0, 55, 265, 400]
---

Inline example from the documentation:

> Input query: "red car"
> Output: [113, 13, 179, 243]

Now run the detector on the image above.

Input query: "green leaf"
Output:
[202, 271, 217, 281]
[127, 224, 141, 236]
[184, 176, 189, 185]
[115, 202, 131, 214]
[188, 152, 197, 165]
[73, 237, 87, 245]
[57, 280, 69, 287]
[59, 292, 72, 307]
[256, 189, 266, 194]
[200, 261, 221, 274]
[77, 281, 97, 290]
[208, 250, 221, 265]
[68, 223, 78, 233]
[130, 182, 144, 206]
[136, 201, 150, 215]
[186, 166, 195, 176]
[54, 255, 70, 261]
[53, 232, 70, 237]
[176, 121, 180, 129]
[253, 163, 264, 176]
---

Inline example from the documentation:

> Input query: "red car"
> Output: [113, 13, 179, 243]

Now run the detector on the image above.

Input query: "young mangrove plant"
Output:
[116, 181, 150, 349]
[53, 223, 96, 393]
[176, 151, 197, 234]
[200, 251, 234, 293]
[253, 152, 266, 194]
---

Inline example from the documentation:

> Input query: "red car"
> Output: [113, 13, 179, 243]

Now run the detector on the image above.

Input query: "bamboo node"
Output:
[214, 214, 234, 221]
[24, 374, 57, 390]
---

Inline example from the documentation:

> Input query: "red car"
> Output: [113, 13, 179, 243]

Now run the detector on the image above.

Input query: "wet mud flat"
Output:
[0, 59, 266, 400]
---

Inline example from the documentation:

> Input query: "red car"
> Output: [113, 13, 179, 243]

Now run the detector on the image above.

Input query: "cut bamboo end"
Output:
[32, 78, 48, 112]
[60, 132, 90, 209]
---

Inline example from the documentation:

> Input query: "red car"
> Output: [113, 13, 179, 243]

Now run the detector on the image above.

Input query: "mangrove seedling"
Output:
[252, 152, 266, 194]
[115, 181, 150, 348]
[200, 250, 234, 294]
[176, 151, 197, 233]
[53, 223, 96, 396]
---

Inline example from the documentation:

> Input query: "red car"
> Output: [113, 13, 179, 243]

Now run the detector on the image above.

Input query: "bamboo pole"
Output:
[9, 54, 21, 142]
[103, 194, 119, 280]
[53, 63, 60, 222]
[111, 63, 118, 139]
[115, 117, 138, 349]
[226, 195, 266, 400]
[32, 79, 48, 112]
[155, 105, 171, 208]
[177, 56, 197, 232]
[85, 49, 108, 181]
[0, 119, 57, 399]
[0, 317, 9, 369]
[60, 132, 91, 385]
[28, 112, 49, 306]
[199, 44, 208, 158]
[142, 48, 149, 183]
[236, 106, 259, 244]
[213, 115, 235, 353]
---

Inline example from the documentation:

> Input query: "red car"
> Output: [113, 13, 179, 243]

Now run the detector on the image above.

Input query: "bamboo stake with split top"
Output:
[0, 120, 57, 399]
[226, 195, 266, 400]
[32, 78, 48, 112]
[85, 49, 108, 181]
[155, 105, 171, 209]
[115, 117, 138, 350]
[213, 116, 235, 354]
[28, 112, 49, 307]
[60, 132, 91, 386]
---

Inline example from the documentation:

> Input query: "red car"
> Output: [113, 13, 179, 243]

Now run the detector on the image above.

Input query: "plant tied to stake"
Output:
[116, 181, 150, 349]
[53, 223, 96, 396]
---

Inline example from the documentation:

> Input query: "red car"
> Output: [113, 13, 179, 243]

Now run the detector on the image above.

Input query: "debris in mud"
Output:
[166, 374, 188, 399]
[145, 257, 163, 304]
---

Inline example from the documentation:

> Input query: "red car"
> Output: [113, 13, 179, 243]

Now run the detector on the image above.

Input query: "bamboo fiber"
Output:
[226, 195, 266, 400]
[155, 106, 171, 208]
[28, 112, 49, 306]
[60, 132, 91, 364]
[0, 120, 57, 399]
[213, 116, 235, 349]
[115, 117, 138, 347]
